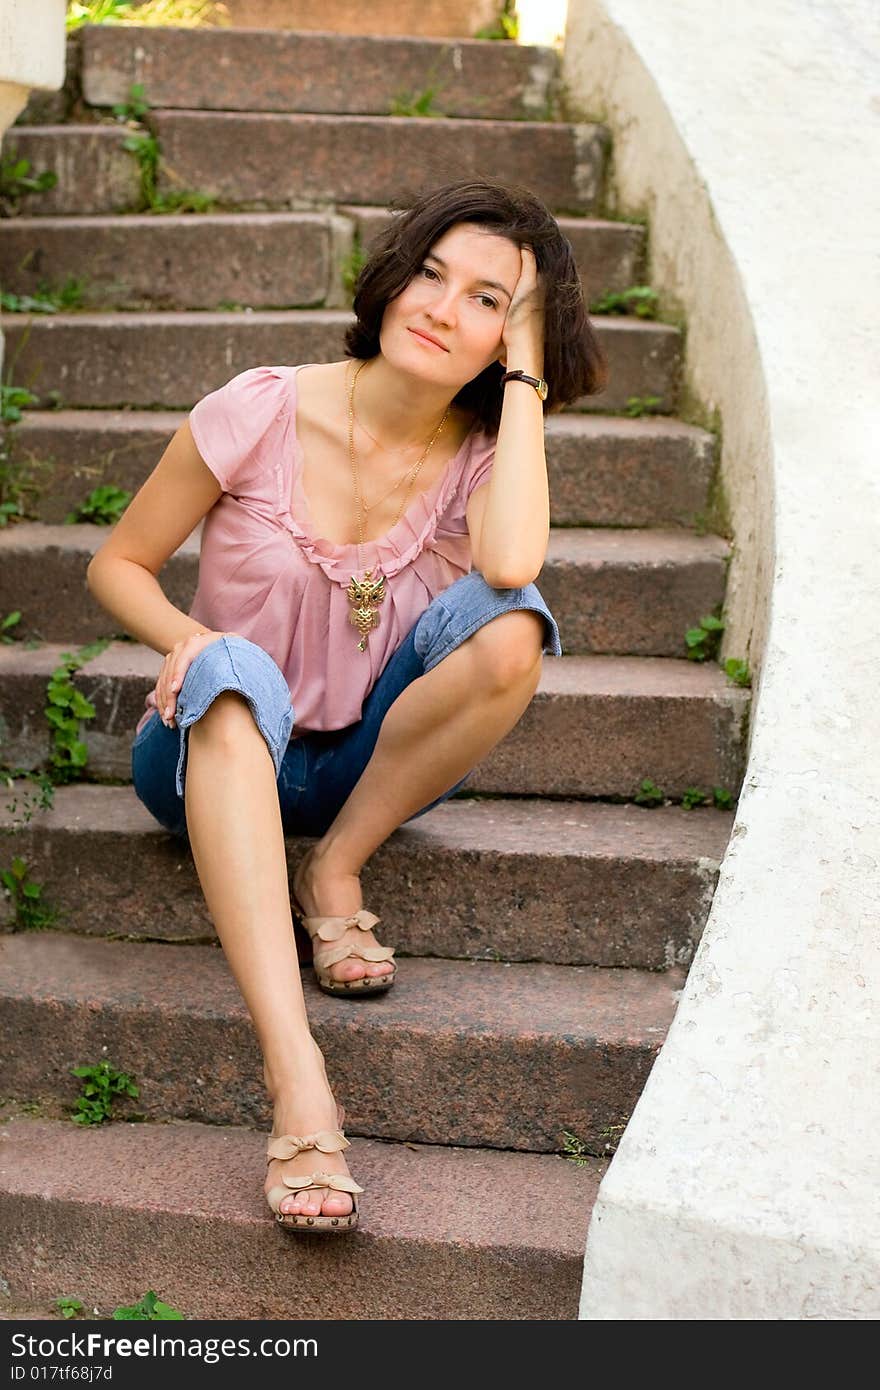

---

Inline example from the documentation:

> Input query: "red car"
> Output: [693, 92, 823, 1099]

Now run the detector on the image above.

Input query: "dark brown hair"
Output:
[344, 178, 609, 434]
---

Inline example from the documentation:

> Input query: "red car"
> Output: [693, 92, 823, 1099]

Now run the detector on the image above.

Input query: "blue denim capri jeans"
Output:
[131, 570, 562, 842]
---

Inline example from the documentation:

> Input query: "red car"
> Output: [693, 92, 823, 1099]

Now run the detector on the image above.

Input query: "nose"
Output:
[426, 285, 457, 328]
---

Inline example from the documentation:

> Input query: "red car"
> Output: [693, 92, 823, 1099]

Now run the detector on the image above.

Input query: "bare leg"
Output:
[184, 691, 352, 1219]
[293, 610, 545, 982]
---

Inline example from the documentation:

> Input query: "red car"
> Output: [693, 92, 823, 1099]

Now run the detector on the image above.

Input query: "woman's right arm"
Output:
[87, 421, 237, 728]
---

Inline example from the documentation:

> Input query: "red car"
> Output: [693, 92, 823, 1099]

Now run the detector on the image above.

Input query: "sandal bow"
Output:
[282, 1173, 364, 1195]
[266, 1129, 350, 1162]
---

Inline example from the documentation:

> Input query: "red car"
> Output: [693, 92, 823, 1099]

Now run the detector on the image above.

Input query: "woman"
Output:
[86, 178, 607, 1235]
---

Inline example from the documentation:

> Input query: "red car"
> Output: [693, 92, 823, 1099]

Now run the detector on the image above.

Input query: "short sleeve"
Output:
[189, 366, 289, 493]
[462, 433, 496, 500]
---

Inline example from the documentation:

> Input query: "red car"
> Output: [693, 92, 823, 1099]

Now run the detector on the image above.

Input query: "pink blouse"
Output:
[135, 364, 496, 738]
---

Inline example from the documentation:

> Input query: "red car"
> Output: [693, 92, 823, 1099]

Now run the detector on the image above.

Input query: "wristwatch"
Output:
[501, 369, 549, 401]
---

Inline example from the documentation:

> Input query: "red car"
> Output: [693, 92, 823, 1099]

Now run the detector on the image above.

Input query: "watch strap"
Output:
[500, 369, 548, 401]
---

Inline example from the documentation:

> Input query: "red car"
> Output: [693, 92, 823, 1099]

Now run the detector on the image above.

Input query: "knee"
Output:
[467, 610, 544, 692]
[189, 690, 256, 749]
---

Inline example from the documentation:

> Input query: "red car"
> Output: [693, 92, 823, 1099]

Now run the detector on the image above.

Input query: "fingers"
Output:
[517, 244, 539, 293]
[156, 631, 217, 729]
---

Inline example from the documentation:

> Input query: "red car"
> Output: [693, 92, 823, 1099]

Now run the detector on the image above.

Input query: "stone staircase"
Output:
[0, 16, 746, 1321]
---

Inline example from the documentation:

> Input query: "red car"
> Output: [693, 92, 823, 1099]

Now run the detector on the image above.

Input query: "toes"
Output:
[321, 1191, 353, 1217]
[330, 958, 367, 983]
[279, 1192, 351, 1218]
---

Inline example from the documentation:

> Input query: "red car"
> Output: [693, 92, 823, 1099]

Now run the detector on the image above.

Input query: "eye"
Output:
[476, 294, 499, 310]
[420, 264, 440, 281]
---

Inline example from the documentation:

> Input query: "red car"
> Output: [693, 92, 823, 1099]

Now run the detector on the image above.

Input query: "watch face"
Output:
[537, 379, 549, 401]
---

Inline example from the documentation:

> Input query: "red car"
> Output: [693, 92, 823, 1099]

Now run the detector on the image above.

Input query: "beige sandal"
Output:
[265, 1124, 363, 1233]
[291, 898, 396, 997]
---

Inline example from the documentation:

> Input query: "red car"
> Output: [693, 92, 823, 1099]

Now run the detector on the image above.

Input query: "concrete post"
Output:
[0, 0, 67, 376]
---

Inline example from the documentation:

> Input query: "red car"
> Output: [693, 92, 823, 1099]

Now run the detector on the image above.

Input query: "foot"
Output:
[292, 845, 395, 987]
[265, 1066, 357, 1221]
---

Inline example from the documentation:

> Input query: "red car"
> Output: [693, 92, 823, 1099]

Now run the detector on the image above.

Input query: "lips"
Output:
[408, 327, 449, 351]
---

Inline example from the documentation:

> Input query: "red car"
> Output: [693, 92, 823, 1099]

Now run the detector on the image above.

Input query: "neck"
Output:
[351, 355, 456, 449]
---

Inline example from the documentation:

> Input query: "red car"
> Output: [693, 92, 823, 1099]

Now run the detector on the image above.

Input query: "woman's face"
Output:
[379, 222, 522, 391]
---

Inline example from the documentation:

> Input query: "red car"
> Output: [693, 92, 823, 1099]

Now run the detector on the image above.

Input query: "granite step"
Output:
[80, 25, 560, 122]
[1, 310, 680, 414]
[0, 521, 729, 657]
[8, 409, 716, 530]
[0, 783, 733, 970]
[0, 212, 354, 311]
[0, 931, 684, 1152]
[4, 114, 609, 217]
[191, 0, 504, 39]
[0, 126, 141, 217]
[0, 641, 748, 796]
[0, 1112, 603, 1320]
[347, 204, 648, 301]
[0, 210, 644, 311]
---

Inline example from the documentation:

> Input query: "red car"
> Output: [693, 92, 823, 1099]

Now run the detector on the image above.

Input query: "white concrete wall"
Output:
[565, 0, 880, 1319]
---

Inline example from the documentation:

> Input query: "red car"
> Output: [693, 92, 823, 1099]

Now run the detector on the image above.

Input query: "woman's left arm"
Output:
[467, 245, 549, 589]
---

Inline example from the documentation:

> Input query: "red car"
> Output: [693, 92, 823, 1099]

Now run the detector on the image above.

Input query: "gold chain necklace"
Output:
[345, 360, 450, 652]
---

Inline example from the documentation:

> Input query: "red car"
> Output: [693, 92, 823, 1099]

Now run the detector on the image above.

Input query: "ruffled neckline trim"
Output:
[274, 363, 486, 583]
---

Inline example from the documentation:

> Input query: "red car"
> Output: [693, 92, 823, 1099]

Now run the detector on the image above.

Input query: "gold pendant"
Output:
[346, 568, 386, 651]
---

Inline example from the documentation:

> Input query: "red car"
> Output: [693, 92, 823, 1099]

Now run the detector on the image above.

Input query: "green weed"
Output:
[0, 278, 85, 315]
[562, 1123, 626, 1163]
[681, 785, 736, 810]
[113, 1290, 185, 1320]
[69, 1060, 139, 1126]
[476, 1, 519, 40]
[67, 0, 227, 28]
[0, 857, 59, 930]
[340, 242, 367, 301]
[0, 153, 57, 216]
[681, 786, 709, 809]
[0, 384, 38, 424]
[65, 485, 132, 525]
[634, 777, 665, 807]
[0, 610, 21, 642]
[561, 1130, 591, 1166]
[112, 82, 149, 124]
[623, 395, 662, 417]
[1, 767, 55, 828]
[0, 450, 37, 525]
[389, 87, 443, 118]
[44, 638, 111, 783]
[118, 86, 216, 214]
[590, 286, 659, 319]
[725, 657, 751, 687]
[55, 1296, 85, 1320]
[685, 611, 724, 662]
[599, 1122, 627, 1153]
